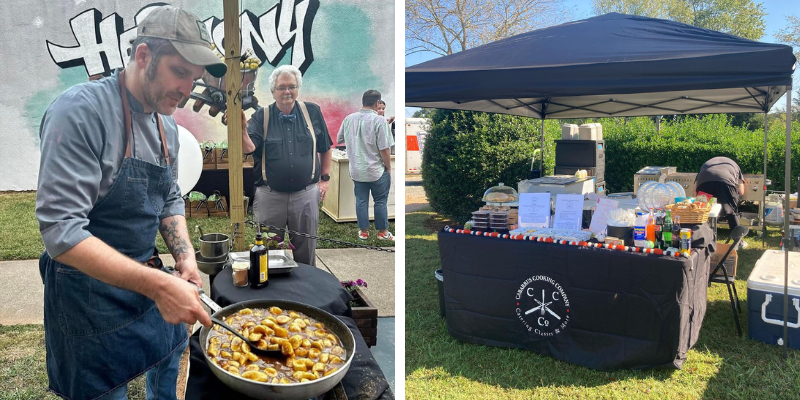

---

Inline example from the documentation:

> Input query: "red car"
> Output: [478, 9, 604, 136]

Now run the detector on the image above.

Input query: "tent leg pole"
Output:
[762, 108, 768, 247]
[783, 84, 792, 360]
[539, 119, 544, 174]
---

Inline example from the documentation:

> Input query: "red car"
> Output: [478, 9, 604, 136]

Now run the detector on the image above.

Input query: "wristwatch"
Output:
[320, 174, 330, 182]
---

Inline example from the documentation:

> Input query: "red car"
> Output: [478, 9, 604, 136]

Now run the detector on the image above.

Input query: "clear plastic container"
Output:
[482, 183, 518, 203]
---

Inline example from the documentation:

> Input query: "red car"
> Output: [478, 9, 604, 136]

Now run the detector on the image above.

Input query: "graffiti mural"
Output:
[0, 0, 395, 191]
[46, 1, 319, 77]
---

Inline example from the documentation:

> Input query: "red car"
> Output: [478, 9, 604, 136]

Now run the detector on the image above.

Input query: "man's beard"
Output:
[141, 56, 162, 113]
[141, 55, 181, 115]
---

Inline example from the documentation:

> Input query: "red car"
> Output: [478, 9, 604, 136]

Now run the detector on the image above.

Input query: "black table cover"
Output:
[211, 263, 352, 318]
[186, 263, 393, 399]
[438, 224, 714, 370]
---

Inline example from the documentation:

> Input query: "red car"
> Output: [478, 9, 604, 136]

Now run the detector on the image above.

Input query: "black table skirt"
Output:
[194, 167, 255, 205]
[186, 263, 393, 399]
[438, 225, 714, 370]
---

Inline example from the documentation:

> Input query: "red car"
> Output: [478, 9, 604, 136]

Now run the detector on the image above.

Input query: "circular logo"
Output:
[515, 275, 570, 337]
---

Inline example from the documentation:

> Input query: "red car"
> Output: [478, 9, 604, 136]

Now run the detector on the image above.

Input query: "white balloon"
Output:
[176, 125, 203, 196]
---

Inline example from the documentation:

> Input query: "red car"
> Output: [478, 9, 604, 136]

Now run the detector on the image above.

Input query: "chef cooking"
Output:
[34, 6, 224, 399]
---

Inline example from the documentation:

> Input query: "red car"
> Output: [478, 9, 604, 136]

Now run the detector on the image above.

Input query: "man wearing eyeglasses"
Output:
[240, 65, 333, 266]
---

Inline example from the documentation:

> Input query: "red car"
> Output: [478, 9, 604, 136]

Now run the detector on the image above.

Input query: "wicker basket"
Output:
[666, 203, 711, 224]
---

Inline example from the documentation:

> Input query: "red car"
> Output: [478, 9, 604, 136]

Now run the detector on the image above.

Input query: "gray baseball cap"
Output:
[137, 6, 227, 78]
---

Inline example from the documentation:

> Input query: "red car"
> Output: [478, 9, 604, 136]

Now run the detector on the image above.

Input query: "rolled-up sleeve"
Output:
[376, 119, 394, 151]
[312, 106, 332, 153]
[36, 93, 104, 259]
[246, 107, 265, 155]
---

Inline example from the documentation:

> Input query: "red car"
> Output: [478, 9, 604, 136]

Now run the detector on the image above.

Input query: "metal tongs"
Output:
[164, 265, 284, 358]
[194, 284, 285, 358]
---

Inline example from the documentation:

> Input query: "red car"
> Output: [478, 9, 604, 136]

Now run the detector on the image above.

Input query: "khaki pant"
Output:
[253, 183, 320, 266]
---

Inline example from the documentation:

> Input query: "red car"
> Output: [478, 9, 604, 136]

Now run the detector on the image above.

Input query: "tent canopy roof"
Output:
[405, 13, 797, 118]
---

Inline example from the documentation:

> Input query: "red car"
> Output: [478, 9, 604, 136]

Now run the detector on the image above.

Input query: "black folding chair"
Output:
[708, 225, 749, 336]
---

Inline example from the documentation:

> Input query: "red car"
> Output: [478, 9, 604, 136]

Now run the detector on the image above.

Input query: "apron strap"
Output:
[118, 69, 171, 165]
[261, 103, 272, 183]
[296, 101, 317, 182]
[118, 70, 134, 159]
[157, 116, 170, 165]
[260, 102, 316, 185]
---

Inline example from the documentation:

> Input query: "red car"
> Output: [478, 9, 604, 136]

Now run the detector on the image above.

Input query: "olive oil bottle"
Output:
[249, 232, 268, 288]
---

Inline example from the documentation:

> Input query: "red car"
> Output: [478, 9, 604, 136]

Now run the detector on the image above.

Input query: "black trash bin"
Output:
[435, 269, 445, 318]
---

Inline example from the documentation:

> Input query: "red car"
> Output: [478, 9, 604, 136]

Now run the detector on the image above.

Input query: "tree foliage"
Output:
[774, 15, 800, 122]
[405, 0, 568, 56]
[422, 112, 800, 222]
[412, 108, 437, 118]
[593, 0, 766, 40]
[774, 15, 800, 61]
[421, 110, 559, 222]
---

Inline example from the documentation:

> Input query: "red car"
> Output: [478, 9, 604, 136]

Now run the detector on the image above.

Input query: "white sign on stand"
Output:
[589, 198, 619, 235]
[518, 193, 551, 228]
[553, 194, 584, 230]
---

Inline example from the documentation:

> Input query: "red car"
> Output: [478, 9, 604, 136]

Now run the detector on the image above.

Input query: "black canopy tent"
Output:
[407, 13, 797, 357]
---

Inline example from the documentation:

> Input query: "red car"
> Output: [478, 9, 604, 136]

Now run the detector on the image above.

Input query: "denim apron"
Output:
[39, 70, 187, 400]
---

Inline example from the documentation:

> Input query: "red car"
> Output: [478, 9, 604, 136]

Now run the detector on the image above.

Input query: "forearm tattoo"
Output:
[159, 218, 191, 258]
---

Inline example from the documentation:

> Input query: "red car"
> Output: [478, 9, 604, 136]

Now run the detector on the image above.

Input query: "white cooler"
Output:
[578, 123, 603, 141]
[561, 123, 579, 140]
[746, 250, 800, 349]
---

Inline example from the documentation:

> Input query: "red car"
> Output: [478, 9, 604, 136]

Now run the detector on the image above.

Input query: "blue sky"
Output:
[405, 0, 799, 116]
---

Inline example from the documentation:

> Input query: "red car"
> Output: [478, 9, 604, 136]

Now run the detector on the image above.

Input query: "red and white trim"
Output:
[445, 227, 690, 257]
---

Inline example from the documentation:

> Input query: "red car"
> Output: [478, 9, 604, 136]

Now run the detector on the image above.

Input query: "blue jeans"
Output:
[98, 338, 188, 400]
[354, 171, 391, 231]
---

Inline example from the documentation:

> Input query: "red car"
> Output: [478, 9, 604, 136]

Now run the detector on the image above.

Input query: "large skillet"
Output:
[197, 289, 355, 399]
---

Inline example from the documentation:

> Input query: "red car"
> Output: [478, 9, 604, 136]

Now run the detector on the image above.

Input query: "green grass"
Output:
[0, 193, 42, 260]
[0, 324, 146, 400]
[405, 207, 800, 400]
[0, 192, 392, 261]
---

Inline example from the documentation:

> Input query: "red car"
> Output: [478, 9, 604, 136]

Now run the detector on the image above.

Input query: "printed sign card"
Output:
[553, 194, 584, 230]
[589, 197, 619, 235]
[518, 193, 551, 228]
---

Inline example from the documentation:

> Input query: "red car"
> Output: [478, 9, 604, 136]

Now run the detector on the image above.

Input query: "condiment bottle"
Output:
[249, 233, 268, 288]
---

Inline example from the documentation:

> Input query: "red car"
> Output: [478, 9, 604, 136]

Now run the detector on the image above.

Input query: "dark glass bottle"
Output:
[654, 209, 663, 249]
[672, 215, 682, 249]
[249, 233, 268, 288]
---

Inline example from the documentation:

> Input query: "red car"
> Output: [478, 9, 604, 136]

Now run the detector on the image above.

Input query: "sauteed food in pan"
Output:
[206, 306, 346, 384]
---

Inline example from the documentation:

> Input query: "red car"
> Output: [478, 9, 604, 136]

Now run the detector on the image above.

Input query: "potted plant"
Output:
[262, 232, 295, 251]
[341, 279, 378, 347]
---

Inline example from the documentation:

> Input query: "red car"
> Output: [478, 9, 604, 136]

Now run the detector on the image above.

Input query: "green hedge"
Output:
[422, 111, 800, 223]
[602, 115, 800, 194]
[421, 111, 560, 223]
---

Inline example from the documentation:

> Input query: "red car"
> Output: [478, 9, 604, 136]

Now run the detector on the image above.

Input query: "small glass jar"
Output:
[232, 261, 249, 287]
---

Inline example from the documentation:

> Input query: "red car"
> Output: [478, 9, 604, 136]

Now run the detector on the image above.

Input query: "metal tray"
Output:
[229, 250, 299, 275]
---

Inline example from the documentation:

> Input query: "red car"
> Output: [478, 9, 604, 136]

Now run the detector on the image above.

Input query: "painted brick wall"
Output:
[0, 0, 395, 190]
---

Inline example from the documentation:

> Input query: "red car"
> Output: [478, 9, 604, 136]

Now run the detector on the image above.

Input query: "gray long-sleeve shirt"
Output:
[36, 71, 183, 259]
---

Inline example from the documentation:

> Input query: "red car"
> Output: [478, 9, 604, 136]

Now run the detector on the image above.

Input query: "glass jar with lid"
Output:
[232, 261, 249, 287]
[482, 182, 519, 204]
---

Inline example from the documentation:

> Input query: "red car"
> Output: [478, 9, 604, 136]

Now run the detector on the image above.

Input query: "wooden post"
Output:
[223, 0, 246, 251]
